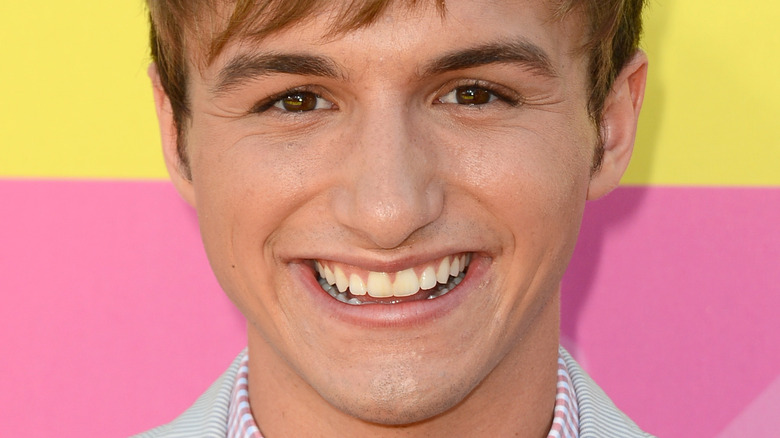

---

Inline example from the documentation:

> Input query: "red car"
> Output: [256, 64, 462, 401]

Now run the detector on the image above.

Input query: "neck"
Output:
[247, 292, 561, 438]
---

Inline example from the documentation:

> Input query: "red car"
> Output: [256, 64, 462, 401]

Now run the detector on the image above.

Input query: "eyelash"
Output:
[249, 80, 523, 115]
[249, 86, 331, 114]
[436, 80, 523, 107]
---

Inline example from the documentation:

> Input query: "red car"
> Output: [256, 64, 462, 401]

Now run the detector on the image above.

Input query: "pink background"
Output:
[1, 180, 778, 437]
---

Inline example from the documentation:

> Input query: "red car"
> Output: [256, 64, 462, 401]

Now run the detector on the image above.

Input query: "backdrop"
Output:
[1, 2, 778, 437]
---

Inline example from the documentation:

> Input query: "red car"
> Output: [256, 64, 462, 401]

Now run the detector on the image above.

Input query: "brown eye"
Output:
[455, 86, 492, 105]
[438, 85, 503, 106]
[279, 92, 318, 112]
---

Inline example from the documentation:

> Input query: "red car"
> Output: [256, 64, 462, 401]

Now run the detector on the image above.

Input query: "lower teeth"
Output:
[317, 272, 466, 305]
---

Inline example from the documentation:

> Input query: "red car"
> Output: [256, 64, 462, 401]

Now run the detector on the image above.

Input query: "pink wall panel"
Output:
[0, 181, 246, 437]
[1, 180, 778, 437]
[562, 187, 780, 437]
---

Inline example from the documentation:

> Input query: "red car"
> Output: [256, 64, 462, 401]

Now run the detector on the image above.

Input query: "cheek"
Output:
[185, 119, 348, 307]
[437, 112, 594, 285]
[447, 121, 593, 214]
[189, 119, 327, 237]
[183, 126, 303, 306]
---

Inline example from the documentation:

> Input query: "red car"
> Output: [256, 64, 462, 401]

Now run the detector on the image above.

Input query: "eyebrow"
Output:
[213, 52, 341, 95]
[421, 39, 558, 78]
[212, 38, 556, 95]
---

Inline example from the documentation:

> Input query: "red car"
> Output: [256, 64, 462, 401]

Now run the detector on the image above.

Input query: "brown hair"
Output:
[147, 0, 646, 174]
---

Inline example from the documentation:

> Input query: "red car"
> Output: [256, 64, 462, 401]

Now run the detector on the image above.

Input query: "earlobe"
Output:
[587, 50, 648, 200]
[148, 64, 197, 207]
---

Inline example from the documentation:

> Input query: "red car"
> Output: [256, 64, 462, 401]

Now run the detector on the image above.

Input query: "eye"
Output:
[438, 85, 497, 105]
[273, 91, 333, 112]
[435, 81, 523, 108]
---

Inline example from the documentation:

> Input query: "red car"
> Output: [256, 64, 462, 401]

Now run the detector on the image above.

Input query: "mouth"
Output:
[314, 253, 471, 305]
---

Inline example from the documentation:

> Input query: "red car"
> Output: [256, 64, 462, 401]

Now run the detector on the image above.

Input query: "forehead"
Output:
[187, 0, 579, 67]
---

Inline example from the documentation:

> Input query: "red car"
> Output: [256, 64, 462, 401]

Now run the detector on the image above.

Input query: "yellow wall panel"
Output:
[629, 1, 780, 185]
[1, 1, 778, 184]
[0, 2, 165, 179]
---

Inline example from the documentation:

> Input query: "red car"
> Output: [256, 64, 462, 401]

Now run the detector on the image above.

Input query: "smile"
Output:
[315, 254, 471, 305]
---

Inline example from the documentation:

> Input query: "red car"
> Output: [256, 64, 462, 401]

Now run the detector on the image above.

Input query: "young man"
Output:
[139, 0, 652, 436]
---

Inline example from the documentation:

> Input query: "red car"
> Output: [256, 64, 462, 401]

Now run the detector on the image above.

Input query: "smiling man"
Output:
[137, 0, 652, 437]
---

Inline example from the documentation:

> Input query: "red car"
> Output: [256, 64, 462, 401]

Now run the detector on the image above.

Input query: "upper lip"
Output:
[294, 248, 484, 273]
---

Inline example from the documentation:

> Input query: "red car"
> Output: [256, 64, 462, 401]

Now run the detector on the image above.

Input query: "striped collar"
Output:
[226, 355, 262, 438]
[227, 351, 579, 438]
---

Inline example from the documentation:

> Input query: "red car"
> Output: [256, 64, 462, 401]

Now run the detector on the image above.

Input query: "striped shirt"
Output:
[226, 352, 579, 438]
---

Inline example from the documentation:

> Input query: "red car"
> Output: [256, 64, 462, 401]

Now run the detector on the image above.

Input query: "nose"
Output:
[332, 108, 444, 249]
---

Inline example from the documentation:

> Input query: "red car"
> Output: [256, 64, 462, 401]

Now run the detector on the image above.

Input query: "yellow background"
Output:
[1, 1, 778, 184]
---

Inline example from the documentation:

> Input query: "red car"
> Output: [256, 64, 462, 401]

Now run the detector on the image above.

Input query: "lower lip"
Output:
[292, 257, 489, 329]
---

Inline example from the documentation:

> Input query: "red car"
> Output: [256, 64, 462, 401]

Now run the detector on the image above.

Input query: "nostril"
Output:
[332, 186, 445, 249]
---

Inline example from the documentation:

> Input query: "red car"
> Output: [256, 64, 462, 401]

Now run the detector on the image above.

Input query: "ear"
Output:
[587, 50, 648, 200]
[148, 63, 197, 207]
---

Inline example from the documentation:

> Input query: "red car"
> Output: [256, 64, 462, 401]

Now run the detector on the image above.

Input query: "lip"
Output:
[291, 254, 490, 329]
[305, 249, 476, 274]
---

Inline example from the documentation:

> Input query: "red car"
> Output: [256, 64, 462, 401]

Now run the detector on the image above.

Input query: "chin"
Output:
[331, 389, 460, 426]
[319, 365, 475, 426]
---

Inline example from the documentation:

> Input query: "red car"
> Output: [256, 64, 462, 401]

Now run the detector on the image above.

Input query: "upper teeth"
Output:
[315, 254, 470, 299]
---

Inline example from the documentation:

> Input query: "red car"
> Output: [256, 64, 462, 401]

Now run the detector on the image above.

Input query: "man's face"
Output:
[166, 0, 611, 427]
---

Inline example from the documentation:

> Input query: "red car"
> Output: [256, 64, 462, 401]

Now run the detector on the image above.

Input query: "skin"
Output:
[150, 0, 647, 436]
